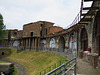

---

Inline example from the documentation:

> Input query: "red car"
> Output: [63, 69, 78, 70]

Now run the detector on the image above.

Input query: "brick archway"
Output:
[81, 28, 88, 51]
[58, 36, 65, 52]
[95, 13, 100, 55]
[49, 38, 56, 48]
[69, 33, 76, 50]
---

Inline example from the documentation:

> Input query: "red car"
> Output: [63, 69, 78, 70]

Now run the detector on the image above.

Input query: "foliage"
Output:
[79, 49, 83, 52]
[0, 13, 7, 41]
[5, 48, 66, 75]
[12, 66, 18, 75]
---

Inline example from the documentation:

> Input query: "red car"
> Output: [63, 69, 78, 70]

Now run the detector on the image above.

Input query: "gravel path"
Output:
[0, 59, 28, 75]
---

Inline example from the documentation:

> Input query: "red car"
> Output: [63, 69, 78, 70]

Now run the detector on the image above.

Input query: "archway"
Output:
[69, 33, 76, 50]
[58, 36, 65, 52]
[41, 39, 46, 49]
[95, 11, 100, 55]
[13, 40, 18, 47]
[81, 28, 88, 51]
[49, 38, 56, 48]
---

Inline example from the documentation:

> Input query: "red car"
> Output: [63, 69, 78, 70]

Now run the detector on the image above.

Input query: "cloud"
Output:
[0, 0, 85, 30]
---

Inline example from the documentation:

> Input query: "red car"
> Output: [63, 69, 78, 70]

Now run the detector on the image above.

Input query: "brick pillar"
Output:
[35, 38, 37, 48]
[98, 58, 100, 73]
[38, 38, 40, 49]
[26, 39, 28, 47]
[29, 38, 30, 49]
[25, 39, 26, 47]
[32, 38, 34, 48]
[22, 39, 24, 46]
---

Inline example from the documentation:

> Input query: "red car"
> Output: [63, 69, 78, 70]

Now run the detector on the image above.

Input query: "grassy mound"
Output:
[5, 48, 66, 75]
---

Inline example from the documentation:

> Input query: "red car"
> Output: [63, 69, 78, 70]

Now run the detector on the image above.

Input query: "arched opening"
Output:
[49, 38, 56, 48]
[13, 40, 18, 47]
[58, 36, 65, 52]
[41, 39, 46, 49]
[69, 33, 76, 50]
[95, 12, 100, 55]
[81, 28, 88, 51]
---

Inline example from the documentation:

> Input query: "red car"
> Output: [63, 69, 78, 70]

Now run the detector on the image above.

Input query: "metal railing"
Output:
[45, 57, 76, 75]
[35, 60, 68, 75]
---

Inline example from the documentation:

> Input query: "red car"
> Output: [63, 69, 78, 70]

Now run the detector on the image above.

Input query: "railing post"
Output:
[62, 64, 66, 75]
[74, 57, 76, 75]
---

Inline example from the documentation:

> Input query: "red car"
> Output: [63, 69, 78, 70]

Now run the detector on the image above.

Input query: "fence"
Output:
[35, 60, 68, 75]
[45, 57, 76, 75]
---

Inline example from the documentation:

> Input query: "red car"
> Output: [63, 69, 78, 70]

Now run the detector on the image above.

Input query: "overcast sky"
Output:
[0, 0, 92, 30]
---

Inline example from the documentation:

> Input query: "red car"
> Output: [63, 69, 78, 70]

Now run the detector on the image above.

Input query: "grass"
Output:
[0, 61, 7, 63]
[5, 48, 67, 75]
[12, 66, 18, 75]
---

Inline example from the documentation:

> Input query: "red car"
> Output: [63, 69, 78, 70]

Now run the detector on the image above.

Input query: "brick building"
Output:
[0, 0, 100, 73]
[22, 21, 63, 49]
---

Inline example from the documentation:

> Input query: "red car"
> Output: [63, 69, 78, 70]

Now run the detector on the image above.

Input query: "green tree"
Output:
[0, 13, 6, 41]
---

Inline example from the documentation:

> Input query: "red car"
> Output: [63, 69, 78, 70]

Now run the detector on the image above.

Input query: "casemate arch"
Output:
[49, 38, 56, 48]
[13, 40, 18, 47]
[58, 36, 65, 52]
[95, 11, 100, 55]
[81, 28, 88, 51]
[69, 33, 76, 50]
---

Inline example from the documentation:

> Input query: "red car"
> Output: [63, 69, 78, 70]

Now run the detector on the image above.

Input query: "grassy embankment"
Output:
[4, 48, 67, 75]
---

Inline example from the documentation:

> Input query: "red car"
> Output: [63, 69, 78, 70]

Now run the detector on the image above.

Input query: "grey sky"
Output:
[0, 0, 92, 30]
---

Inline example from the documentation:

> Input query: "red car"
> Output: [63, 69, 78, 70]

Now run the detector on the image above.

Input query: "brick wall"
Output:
[17, 30, 23, 38]
[23, 21, 54, 37]
[49, 26, 63, 34]
[23, 22, 41, 37]
[0, 48, 11, 58]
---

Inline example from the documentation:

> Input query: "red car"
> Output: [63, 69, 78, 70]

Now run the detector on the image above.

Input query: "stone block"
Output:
[0, 63, 14, 74]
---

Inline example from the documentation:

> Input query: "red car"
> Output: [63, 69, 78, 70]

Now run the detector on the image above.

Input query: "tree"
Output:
[0, 13, 6, 41]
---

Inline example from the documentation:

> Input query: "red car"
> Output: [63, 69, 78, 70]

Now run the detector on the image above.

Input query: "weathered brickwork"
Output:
[0, 1, 100, 74]
[49, 26, 63, 34]
[17, 30, 23, 38]
[0, 48, 11, 58]
[23, 21, 54, 37]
